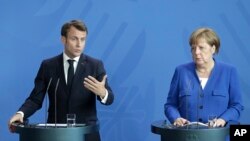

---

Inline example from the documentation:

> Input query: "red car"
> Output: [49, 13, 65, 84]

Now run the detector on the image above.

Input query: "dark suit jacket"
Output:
[19, 53, 114, 125]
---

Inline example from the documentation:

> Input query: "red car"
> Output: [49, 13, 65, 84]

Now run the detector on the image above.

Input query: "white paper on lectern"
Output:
[37, 123, 68, 127]
[184, 122, 208, 127]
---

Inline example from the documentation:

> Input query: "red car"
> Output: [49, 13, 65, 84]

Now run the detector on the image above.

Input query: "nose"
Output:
[194, 47, 201, 55]
[76, 39, 81, 47]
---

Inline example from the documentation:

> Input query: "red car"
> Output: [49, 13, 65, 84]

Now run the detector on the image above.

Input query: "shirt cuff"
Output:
[101, 89, 108, 104]
[16, 111, 24, 118]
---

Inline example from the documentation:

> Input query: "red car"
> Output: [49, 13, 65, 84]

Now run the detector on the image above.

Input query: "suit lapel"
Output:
[69, 54, 87, 96]
[56, 54, 68, 95]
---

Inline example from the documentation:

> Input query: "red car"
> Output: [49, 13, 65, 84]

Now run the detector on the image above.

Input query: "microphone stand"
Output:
[54, 78, 60, 128]
[45, 78, 52, 128]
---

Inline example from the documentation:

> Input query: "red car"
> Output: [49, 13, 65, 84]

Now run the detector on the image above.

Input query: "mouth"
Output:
[74, 50, 82, 53]
[195, 58, 203, 62]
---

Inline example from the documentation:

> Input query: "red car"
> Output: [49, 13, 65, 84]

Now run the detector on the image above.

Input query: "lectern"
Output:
[12, 123, 99, 141]
[151, 120, 229, 141]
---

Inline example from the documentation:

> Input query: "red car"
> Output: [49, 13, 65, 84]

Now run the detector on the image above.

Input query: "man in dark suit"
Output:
[8, 19, 114, 141]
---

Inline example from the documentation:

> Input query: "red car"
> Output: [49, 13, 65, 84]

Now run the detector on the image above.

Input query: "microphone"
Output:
[45, 77, 52, 127]
[54, 78, 60, 127]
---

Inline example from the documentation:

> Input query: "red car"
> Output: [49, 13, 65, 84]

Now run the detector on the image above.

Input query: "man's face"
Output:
[61, 26, 87, 58]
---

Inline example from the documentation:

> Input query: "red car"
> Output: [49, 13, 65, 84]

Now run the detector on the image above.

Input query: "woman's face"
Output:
[191, 38, 216, 67]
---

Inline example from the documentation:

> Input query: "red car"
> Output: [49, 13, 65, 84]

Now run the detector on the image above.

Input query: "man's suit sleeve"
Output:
[18, 61, 47, 119]
[96, 61, 114, 105]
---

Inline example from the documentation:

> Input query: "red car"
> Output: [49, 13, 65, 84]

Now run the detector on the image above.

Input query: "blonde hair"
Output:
[189, 28, 220, 54]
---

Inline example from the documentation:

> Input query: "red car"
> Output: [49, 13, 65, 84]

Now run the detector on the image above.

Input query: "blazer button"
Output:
[199, 106, 203, 109]
[200, 93, 204, 97]
[199, 118, 202, 122]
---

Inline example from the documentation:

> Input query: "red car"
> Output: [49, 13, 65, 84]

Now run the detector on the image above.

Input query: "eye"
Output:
[81, 38, 86, 42]
[68, 37, 75, 41]
[191, 46, 195, 52]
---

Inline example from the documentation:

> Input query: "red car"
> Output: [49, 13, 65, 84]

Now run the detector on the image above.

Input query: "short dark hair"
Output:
[189, 27, 220, 54]
[61, 20, 88, 37]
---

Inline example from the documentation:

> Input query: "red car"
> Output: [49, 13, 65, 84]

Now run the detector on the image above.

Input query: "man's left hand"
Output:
[83, 75, 107, 98]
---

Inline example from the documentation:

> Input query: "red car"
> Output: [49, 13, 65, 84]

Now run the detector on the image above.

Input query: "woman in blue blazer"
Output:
[164, 27, 243, 127]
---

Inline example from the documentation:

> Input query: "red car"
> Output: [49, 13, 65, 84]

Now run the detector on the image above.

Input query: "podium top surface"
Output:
[151, 120, 229, 141]
[151, 120, 229, 134]
[12, 122, 99, 135]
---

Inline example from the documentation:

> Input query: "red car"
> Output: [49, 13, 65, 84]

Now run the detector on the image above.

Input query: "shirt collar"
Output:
[63, 52, 80, 63]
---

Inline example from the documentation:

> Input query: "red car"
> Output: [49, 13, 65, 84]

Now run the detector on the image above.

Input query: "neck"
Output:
[196, 60, 214, 77]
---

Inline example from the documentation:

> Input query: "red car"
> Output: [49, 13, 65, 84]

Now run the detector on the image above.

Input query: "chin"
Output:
[195, 61, 204, 65]
[73, 53, 81, 57]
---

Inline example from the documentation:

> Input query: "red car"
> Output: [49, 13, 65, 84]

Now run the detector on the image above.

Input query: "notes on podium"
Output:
[180, 121, 208, 128]
[36, 123, 86, 127]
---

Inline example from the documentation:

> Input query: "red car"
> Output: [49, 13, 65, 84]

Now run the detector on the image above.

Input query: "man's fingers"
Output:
[84, 78, 96, 85]
[8, 114, 24, 132]
[84, 75, 107, 87]
[84, 82, 95, 90]
[86, 76, 98, 83]
[101, 75, 107, 83]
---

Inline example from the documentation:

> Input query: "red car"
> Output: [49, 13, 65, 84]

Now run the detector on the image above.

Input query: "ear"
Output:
[61, 36, 66, 44]
[212, 45, 216, 54]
